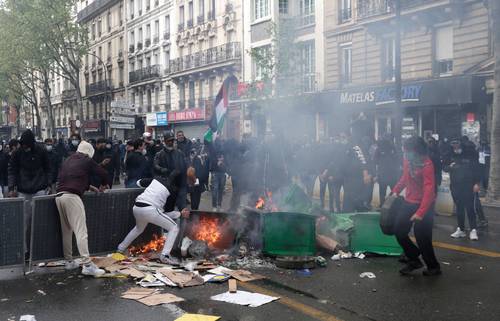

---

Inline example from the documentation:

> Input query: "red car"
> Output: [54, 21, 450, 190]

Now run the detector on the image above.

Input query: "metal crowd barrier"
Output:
[30, 188, 160, 266]
[0, 198, 25, 279]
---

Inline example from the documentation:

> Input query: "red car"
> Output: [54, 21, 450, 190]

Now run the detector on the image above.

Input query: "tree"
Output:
[487, 0, 500, 202]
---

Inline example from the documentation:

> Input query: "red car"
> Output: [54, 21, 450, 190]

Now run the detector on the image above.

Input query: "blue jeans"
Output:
[211, 172, 226, 208]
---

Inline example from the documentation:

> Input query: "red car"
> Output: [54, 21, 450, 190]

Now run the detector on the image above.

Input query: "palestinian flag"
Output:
[204, 75, 237, 143]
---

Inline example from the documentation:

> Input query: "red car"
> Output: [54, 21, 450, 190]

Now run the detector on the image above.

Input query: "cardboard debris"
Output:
[175, 314, 221, 321]
[227, 270, 266, 282]
[153, 273, 178, 287]
[228, 279, 237, 293]
[121, 288, 157, 300]
[207, 266, 233, 275]
[137, 293, 184, 306]
[119, 267, 146, 279]
[211, 290, 279, 307]
[105, 264, 126, 273]
[160, 270, 204, 288]
[138, 274, 166, 288]
[92, 257, 117, 268]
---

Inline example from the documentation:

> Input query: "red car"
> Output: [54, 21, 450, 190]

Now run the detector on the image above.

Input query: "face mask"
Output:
[106, 144, 112, 149]
[0, 145, 3, 152]
[141, 149, 147, 156]
[72, 140, 79, 147]
[46, 145, 53, 152]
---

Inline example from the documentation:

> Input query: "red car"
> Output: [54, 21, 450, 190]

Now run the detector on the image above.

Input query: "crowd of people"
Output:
[0, 127, 491, 276]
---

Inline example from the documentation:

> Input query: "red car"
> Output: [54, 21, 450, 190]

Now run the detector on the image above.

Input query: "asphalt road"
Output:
[1, 194, 500, 321]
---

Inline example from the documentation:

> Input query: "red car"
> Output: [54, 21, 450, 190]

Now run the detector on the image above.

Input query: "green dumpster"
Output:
[263, 212, 316, 257]
[349, 212, 402, 256]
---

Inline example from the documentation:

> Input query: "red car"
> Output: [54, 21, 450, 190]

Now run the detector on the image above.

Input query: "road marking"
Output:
[432, 241, 500, 258]
[239, 281, 344, 321]
[409, 237, 500, 258]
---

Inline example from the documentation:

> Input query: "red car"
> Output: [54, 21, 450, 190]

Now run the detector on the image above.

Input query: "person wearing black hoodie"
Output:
[8, 130, 50, 255]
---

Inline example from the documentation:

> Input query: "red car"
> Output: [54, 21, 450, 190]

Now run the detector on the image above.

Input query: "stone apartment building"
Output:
[320, 0, 493, 145]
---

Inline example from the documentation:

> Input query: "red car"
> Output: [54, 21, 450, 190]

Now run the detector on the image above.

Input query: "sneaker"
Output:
[65, 260, 80, 270]
[160, 254, 180, 265]
[477, 220, 488, 229]
[399, 260, 424, 275]
[451, 228, 467, 238]
[423, 268, 442, 276]
[469, 229, 479, 241]
[81, 262, 105, 276]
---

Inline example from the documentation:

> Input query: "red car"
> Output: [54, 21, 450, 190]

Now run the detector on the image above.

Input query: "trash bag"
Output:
[281, 184, 313, 214]
[379, 195, 403, 235]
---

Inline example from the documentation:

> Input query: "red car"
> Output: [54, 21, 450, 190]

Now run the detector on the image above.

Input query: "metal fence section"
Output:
[0, 198, 25, 267]
[30, 188, 160, 262]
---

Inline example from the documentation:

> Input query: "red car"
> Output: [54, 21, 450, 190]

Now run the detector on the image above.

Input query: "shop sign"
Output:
[157, 112, 167, 126]
[110, 123, 135, 129]
[168, 108, 205, 123]
[340, 85, 423, 106]
[146, 113, 158, 126]
[83, 120, 101, 133]
[110, 116, 135, 124]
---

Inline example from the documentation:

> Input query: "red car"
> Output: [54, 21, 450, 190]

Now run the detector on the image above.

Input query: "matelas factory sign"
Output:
[340, 85, 423, 106]
[167, 108, 205, 123]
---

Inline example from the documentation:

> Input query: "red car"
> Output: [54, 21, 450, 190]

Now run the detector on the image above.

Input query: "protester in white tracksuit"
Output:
[117, 178, 189, 265]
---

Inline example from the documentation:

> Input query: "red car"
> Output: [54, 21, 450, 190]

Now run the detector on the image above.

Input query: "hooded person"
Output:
[8, 129, 50, 257]
[55, 140, 110, 276]
[117, 177, 190, 265]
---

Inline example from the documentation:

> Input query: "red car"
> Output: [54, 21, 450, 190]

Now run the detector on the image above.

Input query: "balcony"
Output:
[118, 50, 124, 60]
[77, 0, 121, 23]
[106, 56, 112, 65]
[169, 42, 241, 75]
[153, 35, 159, 44]
[208, 11, 215, 21]
[62, 89, 77, 101]
[187, 19, 194, 28]
[137, 42, 143, 50]
[197, 15, 205, 25]
[86, 79, 112, 96]
[178, 23, 185, 32]
[129, 45, 135, 53]
[225, 3, 234, 14]
[145, 38, 151, 47]
[357, 0, 393, 19]
[163, 32, 171, 40]
[129, 64, 161, 84]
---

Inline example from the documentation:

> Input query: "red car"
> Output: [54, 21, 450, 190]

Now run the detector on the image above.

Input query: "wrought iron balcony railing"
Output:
[86, 79, 112, 96]
[129, 65, 161, 84]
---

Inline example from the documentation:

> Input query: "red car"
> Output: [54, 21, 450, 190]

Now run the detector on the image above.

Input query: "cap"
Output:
[77, 141, 95, 158]
[164, 131, 175, 141]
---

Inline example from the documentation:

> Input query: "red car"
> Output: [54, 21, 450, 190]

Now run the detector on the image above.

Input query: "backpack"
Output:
[380, 194, 403, 235]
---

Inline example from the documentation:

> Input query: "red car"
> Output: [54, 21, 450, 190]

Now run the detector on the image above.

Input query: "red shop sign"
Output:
[167, 108, 205, 123]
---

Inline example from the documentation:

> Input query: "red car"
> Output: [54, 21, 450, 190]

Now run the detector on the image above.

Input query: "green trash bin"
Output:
[263, 212, 316, 257]
[349, 212, 402, 256]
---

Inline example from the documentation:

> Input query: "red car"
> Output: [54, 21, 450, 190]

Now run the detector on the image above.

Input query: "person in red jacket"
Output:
[392, 136, 441, 276]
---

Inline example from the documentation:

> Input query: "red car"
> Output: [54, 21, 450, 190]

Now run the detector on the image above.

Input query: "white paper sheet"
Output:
[210, 291, 279, 307]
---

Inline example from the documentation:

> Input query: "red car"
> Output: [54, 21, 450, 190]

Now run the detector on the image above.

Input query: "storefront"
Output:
[145, 112, 168, 138]
[319, 75, 490, 144]
[55, 127, 69, 139]
[168, 108, 207, 140]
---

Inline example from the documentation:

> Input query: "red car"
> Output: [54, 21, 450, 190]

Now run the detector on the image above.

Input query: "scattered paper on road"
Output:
[359, 272, 376, 279]
[137, 293, 184, 306]
[121, 288, 157, 300]
[119, 267, 146, 279]
[153, 273, 178, 287]
[211, 290, 279, 307]
[160, 270, 204, 288]
[92, 257, 117, 268]
[207, 266, 233, 275]
[175, 314, 221, 321]
[227, 270, 266, 282]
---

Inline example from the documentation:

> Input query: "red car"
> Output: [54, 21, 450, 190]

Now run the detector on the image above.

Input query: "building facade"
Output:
[321, 0, 493, 145]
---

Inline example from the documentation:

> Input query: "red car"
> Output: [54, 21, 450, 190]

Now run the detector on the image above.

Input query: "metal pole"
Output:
[394, 0, 403, 148]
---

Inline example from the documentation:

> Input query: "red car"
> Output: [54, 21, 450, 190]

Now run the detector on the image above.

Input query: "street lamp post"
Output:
[87, 52, 110, 138]
[394, 0, 403, 149]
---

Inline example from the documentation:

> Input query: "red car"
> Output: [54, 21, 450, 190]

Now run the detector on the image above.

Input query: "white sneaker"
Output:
[65, 260, 80, 270]
[469, 229, 479, 241]
[451, 228, 467, 238]
[81, 262, 105, 276]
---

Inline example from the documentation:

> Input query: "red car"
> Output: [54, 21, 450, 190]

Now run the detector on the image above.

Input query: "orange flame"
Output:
[129, 234, 166, 255]
[194, 216, 221, 247]
[255, 197, 265, 209]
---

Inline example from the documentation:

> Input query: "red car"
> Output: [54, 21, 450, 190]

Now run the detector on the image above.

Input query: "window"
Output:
[119, 5, 123, 25]
[164, 50, 170, 71]
[382, 37, 396, 81]
[130, 0, 134, 18]
[146, 0, 150, 11]
[279, 0, 288, 14]
[301, 42, 316, 92]
[339, 0, 352, 23]
[107, 11, 112, 31]
[179, 83, 186, 110]
[199, 0, 204, 18]
[179, 6, 185, 25]
[165, 86, 171, 110]
[165, 15, 170, 35]
[340, 44, 352, 84]
[189, 81, 195, 107]
[154, 20, 160, 42]
[139, 27, 143, 42]
[199, 79, 204, 106]
[254, 0, 270, 20]
[107, 42, 112, 60]
[435, 25, 453, 76]
[188, 1, 193, 21]
[91, 23, 96, 40]
[119, 66, 124, 84]
[97, 19, 102, 36]
[253, 45, 271, 80]
[299, 0, 315, 26]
